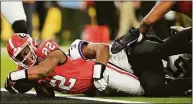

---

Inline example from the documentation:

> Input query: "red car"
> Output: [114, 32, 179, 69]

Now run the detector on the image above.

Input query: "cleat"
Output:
[111, 28, 140, 54]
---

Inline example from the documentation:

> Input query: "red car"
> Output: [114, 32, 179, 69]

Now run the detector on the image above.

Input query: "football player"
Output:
[1, 1, 27, 33]
[5, 33, 144, 97]
[113, 27, 192, 96]
[111, 1, 192, 55]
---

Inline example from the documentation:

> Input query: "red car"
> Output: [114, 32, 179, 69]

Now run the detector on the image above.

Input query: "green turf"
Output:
[100, 97, 192, 103]
[1, 50, 17, 87]
[1, 48, 192, 103]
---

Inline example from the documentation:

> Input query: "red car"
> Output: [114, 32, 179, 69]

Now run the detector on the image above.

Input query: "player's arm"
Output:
[69, 40, 109, 91]
[27, 50, 66, 80]
[82, 43, 110, 65]
[9, 50, 66, 81]
[139, 1, 176, 35]
[81, 43, 109, 91]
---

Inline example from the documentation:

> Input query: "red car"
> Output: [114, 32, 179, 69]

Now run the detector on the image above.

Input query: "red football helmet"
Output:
[7, 33, 37, 69]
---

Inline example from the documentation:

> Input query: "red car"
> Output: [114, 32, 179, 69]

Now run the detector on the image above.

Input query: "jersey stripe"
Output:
[78, 40, 88, 59]
[9, 38, 15, 49]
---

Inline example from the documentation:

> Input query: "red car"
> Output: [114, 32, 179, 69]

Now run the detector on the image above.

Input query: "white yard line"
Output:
[1, 88, 148, 104]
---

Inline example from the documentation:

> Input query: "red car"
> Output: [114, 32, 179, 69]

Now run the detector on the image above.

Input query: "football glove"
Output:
[93, 62, 107, 91]
[94, 78, 107, 91]
[4, 75, 18, 94]
[35, 80, 55, 97]
[5, 69, 29, 94]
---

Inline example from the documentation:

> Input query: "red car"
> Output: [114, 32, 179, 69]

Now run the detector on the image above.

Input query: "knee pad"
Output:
[12, 20, 27, 33]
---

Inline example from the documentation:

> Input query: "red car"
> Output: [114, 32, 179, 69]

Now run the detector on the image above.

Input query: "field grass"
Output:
[1, 49, 16, 87]
[101, 97, 192, 103]
[1, 47, 192, 104]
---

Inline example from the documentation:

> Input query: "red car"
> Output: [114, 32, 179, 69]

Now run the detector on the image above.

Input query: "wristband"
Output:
[93, 62, 106, 79]
[9, 69, 28, 81]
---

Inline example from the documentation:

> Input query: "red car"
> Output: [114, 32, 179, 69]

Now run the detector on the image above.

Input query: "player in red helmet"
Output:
[5, 33, 144, 96]
[7, 33, 37, 69]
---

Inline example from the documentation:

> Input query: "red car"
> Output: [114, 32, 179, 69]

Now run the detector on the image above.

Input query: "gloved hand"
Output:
[35, 80, 55, 97]
[4, 74, 18, 94]
[5, 69, 29, 94]
[94, 78, 107, 91]
[93, 62, 107, 91]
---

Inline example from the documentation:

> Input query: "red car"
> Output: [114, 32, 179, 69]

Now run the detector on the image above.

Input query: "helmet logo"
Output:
[18, 33, 28, 38]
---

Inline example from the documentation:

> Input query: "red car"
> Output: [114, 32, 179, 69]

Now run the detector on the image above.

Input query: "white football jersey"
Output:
[68, 39, 133, 73]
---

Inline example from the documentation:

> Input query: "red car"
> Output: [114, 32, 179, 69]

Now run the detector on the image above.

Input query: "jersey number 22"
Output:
[42, 42, 56, 55]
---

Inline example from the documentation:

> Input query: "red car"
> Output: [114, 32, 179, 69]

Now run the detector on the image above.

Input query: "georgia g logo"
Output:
[17, 33, 29, 38]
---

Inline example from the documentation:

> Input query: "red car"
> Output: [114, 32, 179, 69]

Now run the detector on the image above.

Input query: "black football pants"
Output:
[127, 28, 192, 96]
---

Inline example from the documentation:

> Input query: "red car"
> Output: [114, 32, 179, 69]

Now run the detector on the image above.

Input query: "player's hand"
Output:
[93, 62, 107, 91]
[35, 80, 55, 97]
[94, 78, 107, 91]
[4, 75, 18, 94]
[5, 70, 28, 94]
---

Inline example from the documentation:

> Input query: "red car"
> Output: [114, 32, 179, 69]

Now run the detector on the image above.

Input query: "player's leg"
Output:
[137, 67, 192, 97]
[23, 2, 35, 35]
[151, 77, 192, 97]
[103, 63, 144, 96]
[112, 27, 192, 56]
[128, 40, 192, 96]
[1, 2, 27, 33]
[128, 28, 191, 64]
[150, 28, 192, 58]
[108, 49, 133, 73]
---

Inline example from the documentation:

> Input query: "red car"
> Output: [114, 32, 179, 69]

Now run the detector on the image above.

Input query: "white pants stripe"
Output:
[106, 63, 138, 80]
